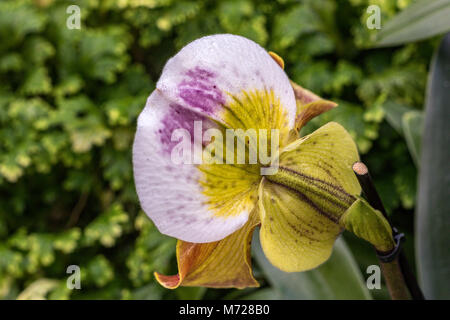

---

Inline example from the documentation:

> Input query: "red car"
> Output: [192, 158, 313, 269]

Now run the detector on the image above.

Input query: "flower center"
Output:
[197, 89, 292, 218]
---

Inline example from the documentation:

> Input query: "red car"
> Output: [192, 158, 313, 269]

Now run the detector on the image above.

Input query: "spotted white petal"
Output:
[133, 90, 253, 243]
[156, 34, 297, 128]
[133, 34, 297, 244]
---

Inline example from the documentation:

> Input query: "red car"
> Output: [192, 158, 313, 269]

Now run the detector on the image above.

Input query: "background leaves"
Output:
[416, 33, 450, 300]
[0, 0, 437, 299]
[253, 234, 371, 300]
[375, 0, 450, 47]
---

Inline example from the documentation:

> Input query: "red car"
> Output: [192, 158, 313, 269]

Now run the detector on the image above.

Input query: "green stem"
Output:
[380, 258, 411, 300]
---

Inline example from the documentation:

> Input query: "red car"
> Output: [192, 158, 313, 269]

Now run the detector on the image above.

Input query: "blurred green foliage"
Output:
[0, 0, 434, 299]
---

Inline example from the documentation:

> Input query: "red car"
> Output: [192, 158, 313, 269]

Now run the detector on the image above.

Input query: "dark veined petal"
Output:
[258, 122, 361, 272]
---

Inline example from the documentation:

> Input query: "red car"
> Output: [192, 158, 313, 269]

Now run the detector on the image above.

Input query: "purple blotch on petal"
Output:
[159, 104, 215, 155]
[178, 67, 226, 114]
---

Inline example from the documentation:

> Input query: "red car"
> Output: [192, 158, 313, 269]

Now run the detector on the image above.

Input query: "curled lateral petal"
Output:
[290, 81, 338, 132]
[155, 211, 260, 289]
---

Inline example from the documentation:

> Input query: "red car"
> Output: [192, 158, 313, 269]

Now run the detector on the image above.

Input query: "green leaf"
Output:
[85, 255, 115, 287]
[0, 246, 23, 278]
[272, 3, 319, 49]
[394, 165, 417, 209]
[16, 279, 60, 300]
[303, 99, 377, 153]
[375, 0, 450, 47]
[53, 229, 82, 254]
[175, 287, 206, 300]
[253, 232, 372, 300]
[416, 33, 450, 299]
[126, 214, 176, 287]
[401, 110, 423, 167]
[382, 101, 411, 134]
[155, 1, 201, 32]
[129, 283, 164, 300]
[240, 288, 282, 300]
[83, 203, 129, 247]
[20, 67, 52, 95]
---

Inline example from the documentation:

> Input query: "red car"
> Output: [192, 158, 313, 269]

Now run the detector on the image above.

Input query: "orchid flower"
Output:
[132, 34, 395, 289]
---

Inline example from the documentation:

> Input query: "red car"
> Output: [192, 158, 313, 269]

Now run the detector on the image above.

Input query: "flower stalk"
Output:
[352, 161, 424, 300]
[379, 258, 410, 300]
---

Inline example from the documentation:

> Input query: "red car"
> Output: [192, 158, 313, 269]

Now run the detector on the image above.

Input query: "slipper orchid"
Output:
[132, 34, 395, 289]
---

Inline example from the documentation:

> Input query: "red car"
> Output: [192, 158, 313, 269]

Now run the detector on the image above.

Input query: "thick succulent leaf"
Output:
[175, 287, 206, 300]
[416, 33, 450, 299]
[253, 233, 372, 300]
[240, 288, 282, 300]
[382, 100, 412, 134]
[381, 102, 423, 168]
[155, 212, 259, 289]
[401, 111, 423, 168]
[375, 0, 450, 47]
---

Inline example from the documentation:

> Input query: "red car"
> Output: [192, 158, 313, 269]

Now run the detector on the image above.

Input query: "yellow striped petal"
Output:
[258, 122, 361, 272]
[258, 178, 343, 272]
[276, 122, 362, 196]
